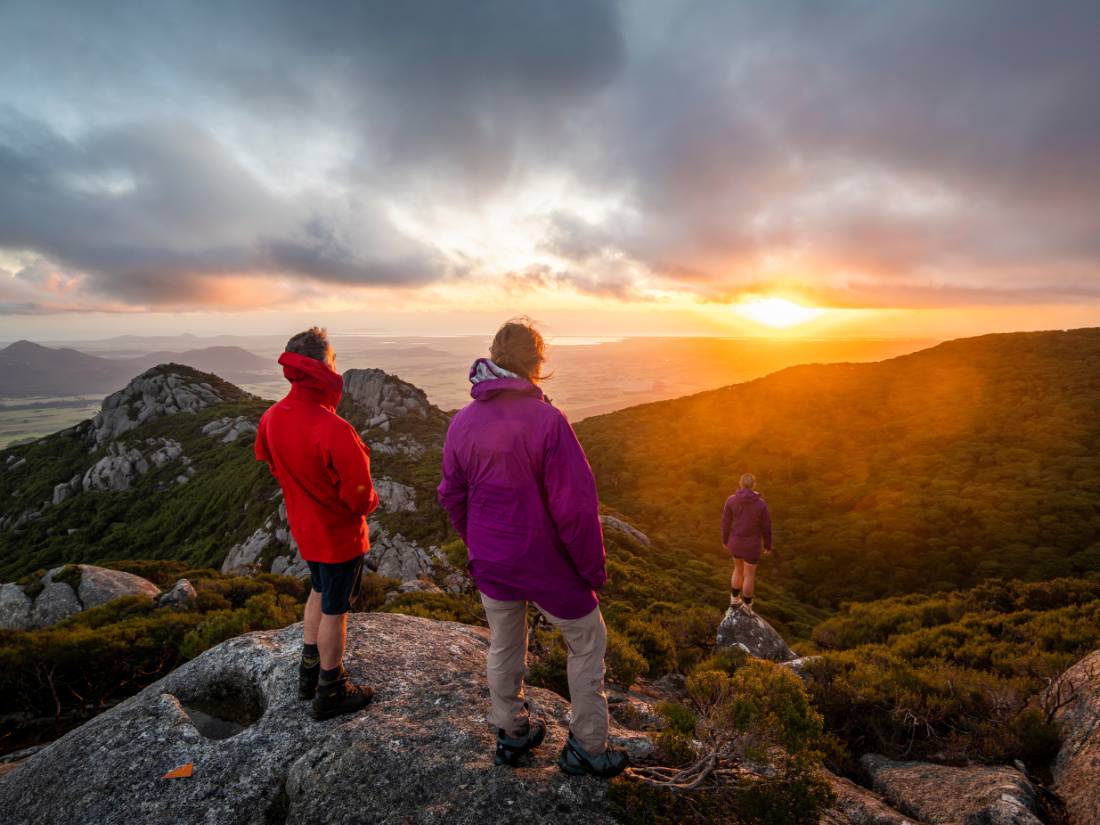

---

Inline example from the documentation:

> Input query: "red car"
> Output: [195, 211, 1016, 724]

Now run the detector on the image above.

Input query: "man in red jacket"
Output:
[254, 327, 380, 720]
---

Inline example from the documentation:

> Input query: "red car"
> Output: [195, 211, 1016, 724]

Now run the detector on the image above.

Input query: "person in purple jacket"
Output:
[721, 473, 773, 616]
[437, 318, 628, 778]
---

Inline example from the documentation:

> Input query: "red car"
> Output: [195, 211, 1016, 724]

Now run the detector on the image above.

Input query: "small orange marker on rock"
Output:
[162, 762, 193, 779]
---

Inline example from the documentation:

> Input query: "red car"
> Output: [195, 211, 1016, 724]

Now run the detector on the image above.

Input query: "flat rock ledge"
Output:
[860, 754, 1043, 825]
[819, 771, 919, 825]
[0, 613, 652, 825]
[1051, 648, 1100, 825]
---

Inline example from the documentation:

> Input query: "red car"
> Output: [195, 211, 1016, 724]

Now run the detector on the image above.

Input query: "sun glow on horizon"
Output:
[734, 296, 825, 329]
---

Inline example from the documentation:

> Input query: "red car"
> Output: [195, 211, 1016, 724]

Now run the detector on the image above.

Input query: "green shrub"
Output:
[692, 646, 749, 677]
[612, 659, 832, 825]
[53, 564, 83, 591]
[801, 648, 1059, 765]
[350, 572, 399, 612]
[606, 627, 647, 687]
[378, 592, 484, 625]
[655, 701, 698, 766]
[663, 606, 725, 672]
[733, 753, 835, 825]
[528, 628, 570, 699]
[689, 660, 826, 760]
[624, 618, 678, 678]
[801, 577, 1100, 766]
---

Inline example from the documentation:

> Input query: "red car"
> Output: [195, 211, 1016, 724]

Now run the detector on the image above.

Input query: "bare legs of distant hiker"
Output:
[480, 593, 610, 756]
[304, 589, 348, 669]
[731, 559, 757, 613]
[731, 558, 757, 599]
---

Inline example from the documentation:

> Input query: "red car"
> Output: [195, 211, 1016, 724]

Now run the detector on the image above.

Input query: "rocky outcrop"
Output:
[0, 583, 33, 630]
[0, 565, 161, 630]
[76, 565, 161, 609]
[147, 438, 186, 467]
[599, 514, 652, 547]
[52, 474, 81, 505]
[30, 574, 83, 627]
[222, 498, 306, 578]
[81, 438, 191, 493]
[365, 525, 442, 583]
[82, 442, 149, 492]
[343, 368, 430, 432]
[370, 434, 427, 457]
[156, 579, 198, 609]
[222, 526, 276, 575]
[820, 772, 918, 825]
[201, 416, 257, 444]
[92, 366, 230, 446]
[0, 506, 43, 532]
[715, 606, 796, 662]
[860, 754, 1043, 825]
[0, 613, 651, 825]
[1050, 649, 1100, 825]
[374, 477, 417, 512]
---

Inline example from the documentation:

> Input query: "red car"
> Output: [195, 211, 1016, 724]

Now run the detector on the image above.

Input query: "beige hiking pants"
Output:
[480, 593, 609, 755]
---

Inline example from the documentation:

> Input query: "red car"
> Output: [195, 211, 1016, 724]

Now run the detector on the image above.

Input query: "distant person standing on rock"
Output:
[437, 318, 629, 778]
[255, 326, 380, 720]
[721, 473, 773, 616]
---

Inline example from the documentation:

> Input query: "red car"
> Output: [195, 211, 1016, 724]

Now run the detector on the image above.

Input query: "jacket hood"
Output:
[734, 488, 762, 500]
[468, 357, 543, 402]
[278, 352, 343, 409]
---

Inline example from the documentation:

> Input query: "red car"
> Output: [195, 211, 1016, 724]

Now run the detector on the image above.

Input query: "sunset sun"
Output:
[734, 297, 824, 329]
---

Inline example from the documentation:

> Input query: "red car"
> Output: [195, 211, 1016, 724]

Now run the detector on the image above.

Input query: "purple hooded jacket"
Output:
[437, 360, 606, 620]
[721, 488, 773, 559]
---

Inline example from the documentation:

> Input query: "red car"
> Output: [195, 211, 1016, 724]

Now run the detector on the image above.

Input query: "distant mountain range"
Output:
[0, 341, 275, 397]
[0, 341, 133, 397]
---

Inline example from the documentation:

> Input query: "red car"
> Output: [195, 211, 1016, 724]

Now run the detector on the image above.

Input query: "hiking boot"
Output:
[311, 669, 373, 720]
[495, 717, 547, 766]
[739, 600, 755, 617]
[558, 732, 629, 778]
[729, 594, 742, 609]
[298, 663, 320, 700]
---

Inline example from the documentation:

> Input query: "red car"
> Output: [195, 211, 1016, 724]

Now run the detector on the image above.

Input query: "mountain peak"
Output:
[341, 368, 435, 432]
[92, 364, 253, 446]
[2, 340, 48, 354]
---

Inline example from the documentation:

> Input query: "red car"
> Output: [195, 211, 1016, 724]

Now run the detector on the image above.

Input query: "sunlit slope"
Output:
[575, 327, 1100, 607]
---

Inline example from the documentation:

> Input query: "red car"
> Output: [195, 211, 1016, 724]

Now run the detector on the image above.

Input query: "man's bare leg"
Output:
[304, 589, 322, 645]
[318, 612, 348, 670]
[298, 589, 324, 700]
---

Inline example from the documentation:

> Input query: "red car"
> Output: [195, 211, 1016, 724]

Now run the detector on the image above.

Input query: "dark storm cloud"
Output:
[0, 0, 1098, 310]
[571, 0, 1100, 301]
[0, 111, 446, 302]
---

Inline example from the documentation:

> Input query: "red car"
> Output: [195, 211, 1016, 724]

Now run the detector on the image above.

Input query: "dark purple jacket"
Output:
[437, 366, 606, 620]
[721, 489, 773, 556]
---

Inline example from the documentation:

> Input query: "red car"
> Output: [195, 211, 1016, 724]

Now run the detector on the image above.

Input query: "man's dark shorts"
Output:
[307, 554, 365, 615]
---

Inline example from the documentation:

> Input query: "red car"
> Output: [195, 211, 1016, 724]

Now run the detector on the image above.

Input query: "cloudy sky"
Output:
[2, 0, 1099, 339]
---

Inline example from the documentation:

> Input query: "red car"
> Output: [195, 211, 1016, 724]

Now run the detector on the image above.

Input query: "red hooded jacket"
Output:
[254, 352, 380, 564]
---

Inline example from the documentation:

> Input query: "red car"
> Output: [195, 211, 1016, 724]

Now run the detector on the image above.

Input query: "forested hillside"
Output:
[576, 328, 1100, 607]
